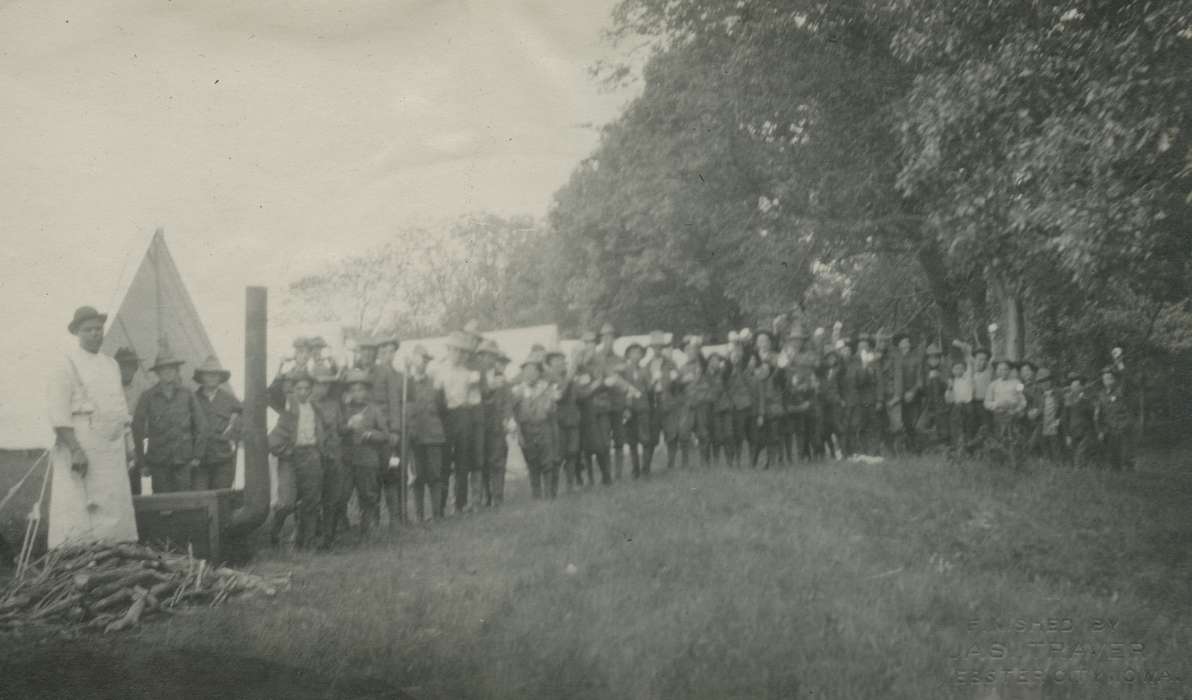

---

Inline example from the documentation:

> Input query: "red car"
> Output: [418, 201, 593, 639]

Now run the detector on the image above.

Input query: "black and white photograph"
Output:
[1, 1, 1189, 698]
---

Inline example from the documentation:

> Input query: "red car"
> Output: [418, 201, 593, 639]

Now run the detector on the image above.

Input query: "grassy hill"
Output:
[5, 450, 1191, 699]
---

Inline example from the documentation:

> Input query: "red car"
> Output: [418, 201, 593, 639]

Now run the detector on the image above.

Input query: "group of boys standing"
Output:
[258, 315, 1137, 550]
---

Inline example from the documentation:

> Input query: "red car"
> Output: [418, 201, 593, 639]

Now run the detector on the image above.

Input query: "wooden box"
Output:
[133, 490, 240, 562]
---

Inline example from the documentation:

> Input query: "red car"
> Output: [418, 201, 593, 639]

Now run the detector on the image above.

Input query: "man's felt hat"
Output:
[544, 347, 565, 363]
[355, 337, 378, 350]
[892, 331, 910, 346]
[521, 349, 546, 369]
[925, 342, 942, 356]
[1100, 364, 1120, 377]
[292, 336, 310, 350]
[68, 306, 108, 334]
[114, 346, 139, 365]
[192, 355, 231, 384]
[307, 336, 328, 350]
[624, 342, 645, 358]
[375, 336, 400, 350]
[343, 369, 373, 387]
[787, 324, 808, 340]
[480, 340, 510, 364]
[1019, 359, 1038, 372]
[150, 347, 186, 372]
[288, 367, 316, 386]
[1066, 370, 1085, 383]
[972, 346, 992, 359]
[312, 366, 339, 384]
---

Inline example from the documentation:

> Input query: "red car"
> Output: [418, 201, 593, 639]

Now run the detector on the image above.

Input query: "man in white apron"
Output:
[45, 306, 139, 548]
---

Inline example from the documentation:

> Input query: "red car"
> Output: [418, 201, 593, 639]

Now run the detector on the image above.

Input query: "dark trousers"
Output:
[191, 457, 236, 491]
[273, 447, 324, 548]
[347, 456, 381, 533]
[149, 463, 192, 494]
[128, 465, 142, 496]
[1101, 430, 1134, 470]
[412, 442, 444, 520]
[791, 411, 815, 461]
[445, 405, 483, 512]
[751, 417, 782, 468]
[319, 456, 343, 545]
[485, 429, 508, 506]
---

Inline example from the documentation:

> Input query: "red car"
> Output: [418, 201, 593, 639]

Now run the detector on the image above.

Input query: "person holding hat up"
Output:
[132, 341, 208, 494]
[46, 306, 139, 548]
[405, 345, 447, 522]
[192, 355, 242, 491]
[513, 350, 560, 499]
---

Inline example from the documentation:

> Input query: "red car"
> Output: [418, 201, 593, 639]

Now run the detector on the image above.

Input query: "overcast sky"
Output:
[0, 0, 636, 339]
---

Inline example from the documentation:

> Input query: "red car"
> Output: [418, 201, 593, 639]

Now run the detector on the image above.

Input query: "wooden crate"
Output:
[133, 490, 240, 562]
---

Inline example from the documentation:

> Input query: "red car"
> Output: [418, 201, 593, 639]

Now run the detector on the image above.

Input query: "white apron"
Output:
[46, 347, 139, 548]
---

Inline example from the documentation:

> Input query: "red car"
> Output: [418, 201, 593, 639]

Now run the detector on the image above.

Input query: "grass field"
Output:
[4, 448, 1192, 699]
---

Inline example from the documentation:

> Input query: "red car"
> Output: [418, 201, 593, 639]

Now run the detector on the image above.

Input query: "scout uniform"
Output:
[945, 360, 973, 455]
[751, 362, 785, 468]
[115, 346, 147, 495]
[267, 369, 333, 549]
[596, 323, 629, 480]
[479, 339, 514, 507]
[192, 356, 242, 491]
[645, 331, 682, 470]
[838, 341, 865, 458]
[709, 356, 735, 466]
[685, 345, 717, 468]
[438, 330, 485, 513]
[1032, 368, 1063, 462]
[816, 351, 843, 459]
[1095, 366, 1134, 470]
[783, 328, 817, 462]
[513, 351, 560, 499]
[618, 344, 653, 478]
[132, 348, 208, 494]
[407, 346, 447, 521]
[574, 331, 614, 485]
[339, 370, 391, 536]
[1061, 372, 1096, 467]
[893, 334, 924, 453]
[548, 351, 582, 489]
[918, 344, 948, 448]
[311, 366, 345, 546]
[726, 349, 755, 468]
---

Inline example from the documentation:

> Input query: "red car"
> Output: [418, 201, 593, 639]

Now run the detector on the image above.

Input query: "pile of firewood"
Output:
[0, 542, 289, 634]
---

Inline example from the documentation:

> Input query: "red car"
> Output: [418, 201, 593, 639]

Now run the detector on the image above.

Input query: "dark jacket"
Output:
[407, 371, 447, 445]
[553, 375, 582, 428]
[268, 398, 336, 460]
[340, 400, 391, 466]
[133, 383, 208, 468]
[195, 386, 242, 463]
[1094, 384, 1133, 434]
[619, 363, 652, 413]
[1063, 388, 1095, 439]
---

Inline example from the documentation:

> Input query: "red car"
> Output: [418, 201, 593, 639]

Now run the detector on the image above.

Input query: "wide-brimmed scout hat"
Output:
[1099, 364, 1120, 377]
[648, 330, 671, 347]
[892, 331, 910, 346]
[312, 365, 339, 384]
[787, 324, 808, 340]
[972, 346, 992, 359]
[1065, 370, 1085, 383]
[288, 367, 316, 387]
[114, 346, 140, 366]
[1018, 359, 1038, 372]
[307, 336, 328, 350]
[192, 355, 231, 384]
[624, 342, 645, 357]
[355, 336, 379, 350]
[150, 346, 186, 372]
[480, 339, 511, 364]
[374, 336, 400, 350]
[521, 349, 546, 369]
[343, 369, 373, 387]
[292, 336, 310, 350]
[444, 330, 474, 352]
[68, 306, 108, 334]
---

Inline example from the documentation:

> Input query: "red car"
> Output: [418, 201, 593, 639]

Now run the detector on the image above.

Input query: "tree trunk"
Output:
[1003, 293, 1025, 361]
[916, 242, 961, 355]
[969, 277, 991, 349]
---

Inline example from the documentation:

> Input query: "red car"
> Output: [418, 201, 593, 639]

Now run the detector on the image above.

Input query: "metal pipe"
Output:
[227, 286, 269, 536]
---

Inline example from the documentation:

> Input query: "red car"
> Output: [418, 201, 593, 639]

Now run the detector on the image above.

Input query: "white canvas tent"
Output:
[0, 229, 229, 548]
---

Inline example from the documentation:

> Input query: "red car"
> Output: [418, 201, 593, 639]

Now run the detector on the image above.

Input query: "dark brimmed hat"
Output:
[410, 344, 433, 360]
[292, 336, 310, 350]
[150, 348, 185, 372]
[343, 369, 372, 387]
[192, 355, 231, 384]
[355, 337, 378, 350]
[892, 332, 910, 346]
[1099, 364, 1120, 377]
[444, 330, 473, 352]
[972, 346, 991, 359]
[1019, 359, 1038, 372]
[375, 336, 400, 350]
[68, 306, 108, 334]
[624, 342, 645, 357]
[544, 348, 565, 363]
[312, 366, 339, 384]
[521, 349, 546, 369]
[114, 347, 139, 365]
[307, 336, 328, 350]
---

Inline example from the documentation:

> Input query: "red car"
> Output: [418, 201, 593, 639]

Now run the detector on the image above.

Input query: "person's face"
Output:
[975, 354, 989, 370]
[348, 383, 368, 402]
[294, 380, 314, 402]
[898, 338, 911, 353]
[522, 363, 541, 383]
[858, 340, 872, 354]
[449, 347, 465, 365]
[75, 318, 104, 353]
[627, 349, 644, 365]
[199, 373, 221, 391]
[415, 354, 429, 373]
[158, 366, 180, 385]
[548, 356, 566, 376]
[839, 346, 853, 360]
[1019, 365, 1034, 382]
[951, 363, 965, 378]
[1070, 379, 1082, 392]
[358, 348, 377, 367]
[995, 363, 1010, 380]
[757, 335, 772, 353]
[312, 381, 330, 400]
[118, 362, 137, 385]
[295, 347, 311, 365]
[927, 354, 940, 367]
[1102, 372, 1116, 389]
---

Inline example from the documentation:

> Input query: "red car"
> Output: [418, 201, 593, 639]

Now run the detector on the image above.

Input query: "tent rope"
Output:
[0, 449, 48, 518]
[14, 450, 53, 582]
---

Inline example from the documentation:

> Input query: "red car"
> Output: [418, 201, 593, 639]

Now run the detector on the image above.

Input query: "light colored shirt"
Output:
[435, 361, 481, 410]
[967, 363, 993, 400]
[948, 375, 973, 404]
[984, 378, 1025, 413]
[295, 402, 317, 446]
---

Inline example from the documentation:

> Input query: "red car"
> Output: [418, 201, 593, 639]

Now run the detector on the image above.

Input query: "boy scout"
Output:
[751, 360, 784, 468]
[1095, 364, 1134, 470]
[132, 346, 207, 494]
[645, 331, 681, 471]
[340, 370, 391, 538]
[513, 351, 560, 499]
[267, 369, 331, 550]
[1032, 368, 1063, 462]
[1062, 371, 1096, 467]
[311, 366, 345, 546]
[726, 345, 755, 468]
[406, 345, 447, 522]
[619, 343, 653, 478]
[709, 353, 734, 467]
[574, 331, 614, 486]
[479, 339, 514, 507]
[373, 337, 405, 527]
[546, 350, 582, 490]
[192, 356, 242, 490]
[596, 323, 628, 480]
[919, 343, 948, 448]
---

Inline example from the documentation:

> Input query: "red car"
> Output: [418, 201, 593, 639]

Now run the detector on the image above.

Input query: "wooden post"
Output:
[227, 287, 270, 536]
